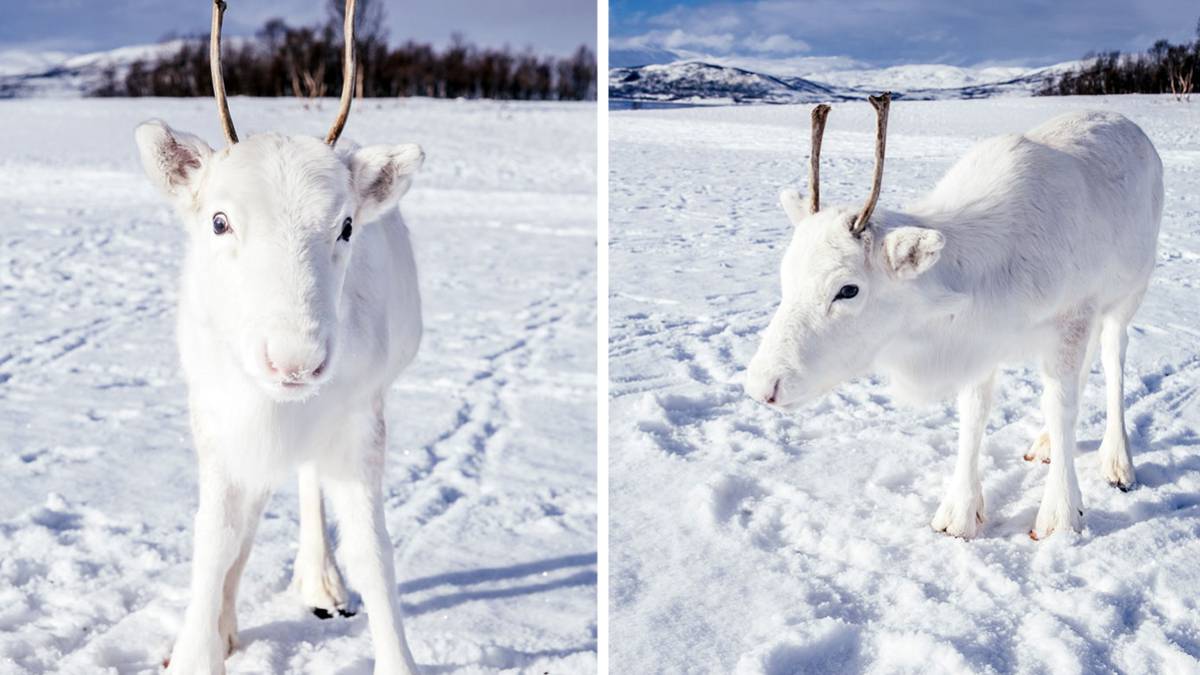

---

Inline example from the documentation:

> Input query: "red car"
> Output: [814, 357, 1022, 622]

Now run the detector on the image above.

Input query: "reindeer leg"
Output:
[1098, 311, 1136, 489]
[321, 400, 418, 675]
[167, 454, 266, 675]
[1031, 312, 1092, 539]
[217, 493, 266, 658]
[932, 370, 993, 538]
[292, 462, 352, 618]
[1026, 331, 1096, 465]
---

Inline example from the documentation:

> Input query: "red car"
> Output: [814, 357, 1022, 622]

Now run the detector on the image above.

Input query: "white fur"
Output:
[746, 111, 1163, 539]
[135, 119, 425, 674]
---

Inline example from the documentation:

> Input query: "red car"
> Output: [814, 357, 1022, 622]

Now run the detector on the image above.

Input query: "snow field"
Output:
[0, 97, 597, 673]
[609, 95, 1200, 674]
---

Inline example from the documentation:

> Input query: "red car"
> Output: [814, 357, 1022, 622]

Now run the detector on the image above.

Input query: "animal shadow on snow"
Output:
[397, 551, 598, 615]
[996, 428, 1200, 539]
[237, 552, 597, 671]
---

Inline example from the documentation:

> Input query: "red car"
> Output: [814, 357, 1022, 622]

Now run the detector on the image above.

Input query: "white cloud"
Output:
[743, 33, 810, 54]
[613, 29, 736, 54]
[705, 54, 870, 78]
[662, 29, 735, 52]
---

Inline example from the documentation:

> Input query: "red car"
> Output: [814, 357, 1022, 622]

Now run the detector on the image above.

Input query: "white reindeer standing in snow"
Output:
[135, 1, 425, 672]
[746, 94, 1163, 540]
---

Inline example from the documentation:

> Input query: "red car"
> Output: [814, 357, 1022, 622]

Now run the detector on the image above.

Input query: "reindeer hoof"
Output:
[312, 606, 356, 620]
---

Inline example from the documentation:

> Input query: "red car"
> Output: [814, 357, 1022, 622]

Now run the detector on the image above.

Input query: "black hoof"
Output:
[312, 607, 334, 620]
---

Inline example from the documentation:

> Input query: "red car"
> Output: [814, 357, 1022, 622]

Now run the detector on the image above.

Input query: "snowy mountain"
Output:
[609, 61, 847, 105]
[0, 42, 188, 98]
[610, 59, 1083, 105]
[610, 47, 684, 68]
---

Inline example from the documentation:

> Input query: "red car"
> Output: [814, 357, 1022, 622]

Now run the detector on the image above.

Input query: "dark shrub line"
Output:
[1039, 22, 1199, 99]
[94, 13, 595, 101]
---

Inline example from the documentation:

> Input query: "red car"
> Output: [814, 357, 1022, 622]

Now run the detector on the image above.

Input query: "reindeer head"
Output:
[745, 95, 951, 409]
[135, 0, 423, 402]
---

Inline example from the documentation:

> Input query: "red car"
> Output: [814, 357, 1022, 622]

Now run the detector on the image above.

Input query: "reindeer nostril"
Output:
[765, 379, 780, 405]
[263, 340, 329, 386]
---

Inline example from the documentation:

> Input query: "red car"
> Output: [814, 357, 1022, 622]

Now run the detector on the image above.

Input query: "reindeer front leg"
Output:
[932, 370, 994, 539]
[291, 462, 351, 618]
[321, 403, 419, 675]
[168, 454, 267, 675]
[1031, 314, 1091, 539]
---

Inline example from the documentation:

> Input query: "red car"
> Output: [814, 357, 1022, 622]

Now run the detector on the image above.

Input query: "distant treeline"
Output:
[1039, 21, 1199, 98]
[94, 0, 595, 100]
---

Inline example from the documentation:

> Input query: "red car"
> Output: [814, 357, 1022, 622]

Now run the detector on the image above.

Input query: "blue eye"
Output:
[834, 284, 859, 301]
[212, 212, 230, 235]
[338, 217, 352, 242]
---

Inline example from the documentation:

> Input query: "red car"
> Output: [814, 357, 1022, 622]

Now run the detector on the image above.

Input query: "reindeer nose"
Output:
[264, 339, 329, 383]
[765, 379, 780, 405]
[745, 369, 783, 406]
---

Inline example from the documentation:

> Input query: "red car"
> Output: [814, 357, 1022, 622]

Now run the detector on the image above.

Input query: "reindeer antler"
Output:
[850, 92, 891, 236]
[210, 0, 238, 145]
[807, 103, 831, 214]
[325, 0, 357, 146]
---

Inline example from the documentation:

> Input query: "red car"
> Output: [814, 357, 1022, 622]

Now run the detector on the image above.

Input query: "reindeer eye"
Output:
[834, 284, 859, 301]
[338, 217, 353, 242]
[212, 212, 230, 235]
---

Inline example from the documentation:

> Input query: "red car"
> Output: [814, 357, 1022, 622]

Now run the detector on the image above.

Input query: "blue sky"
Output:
[611, 0, 1199, 69]
[0, 0, 596, 56]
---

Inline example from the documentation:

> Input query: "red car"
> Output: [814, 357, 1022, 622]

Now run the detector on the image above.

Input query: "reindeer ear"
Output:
[348, 144, 424, 223]
[779, 188, 807, 226]
[881, 227, 945, 279]
[134, 119, 212, 203]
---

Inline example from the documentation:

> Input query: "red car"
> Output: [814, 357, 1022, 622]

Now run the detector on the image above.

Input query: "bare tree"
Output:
[103, 9, 597, 102]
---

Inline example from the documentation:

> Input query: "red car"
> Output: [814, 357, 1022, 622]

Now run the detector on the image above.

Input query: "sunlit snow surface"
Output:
[610, 96, 1200, 673]
[0, 98, 597, 673]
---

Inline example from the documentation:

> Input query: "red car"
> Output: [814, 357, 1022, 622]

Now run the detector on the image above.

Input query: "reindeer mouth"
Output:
[766, 396, 803, 413]
[259, 364, 331, 401]
[264, 377, 324, 403]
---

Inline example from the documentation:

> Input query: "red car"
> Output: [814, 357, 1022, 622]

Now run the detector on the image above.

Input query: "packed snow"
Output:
[0, 97, 596, 673]
[609, 96, 1200, 673]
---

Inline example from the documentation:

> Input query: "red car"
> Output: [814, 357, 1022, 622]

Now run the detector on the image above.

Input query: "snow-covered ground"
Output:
[0, 98, 597, 673]
[610, 96, 1200, 673]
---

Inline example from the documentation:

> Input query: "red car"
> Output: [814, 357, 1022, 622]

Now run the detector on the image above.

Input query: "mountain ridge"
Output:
[610, 58, 1082, 105]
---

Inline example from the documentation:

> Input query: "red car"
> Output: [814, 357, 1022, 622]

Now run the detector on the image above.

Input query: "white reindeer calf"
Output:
[136, 2, 424, 673]
[746, 95, 1163, 540]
